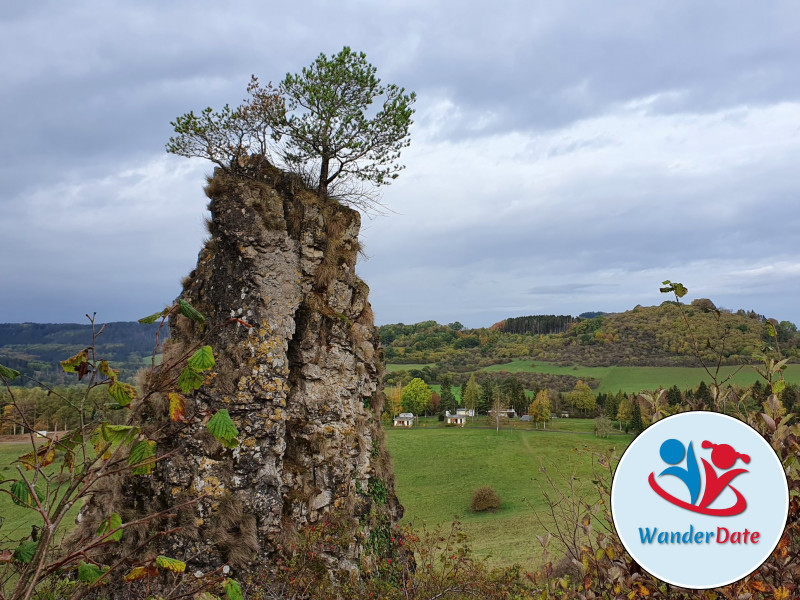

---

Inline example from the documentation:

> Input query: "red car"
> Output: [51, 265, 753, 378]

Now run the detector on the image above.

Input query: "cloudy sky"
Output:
[2, 1, 799, 328]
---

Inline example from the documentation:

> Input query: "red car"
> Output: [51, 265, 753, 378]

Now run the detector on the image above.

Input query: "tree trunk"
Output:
[319, 153, 329, 197]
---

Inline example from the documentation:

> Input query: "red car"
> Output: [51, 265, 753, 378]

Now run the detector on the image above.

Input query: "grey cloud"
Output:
[527, 283, 616, 296]
[3, 0, 800, 326]
[397, 1, 800, 139]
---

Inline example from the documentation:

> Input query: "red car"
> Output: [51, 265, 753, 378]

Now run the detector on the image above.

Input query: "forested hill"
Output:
[0, 322, 165, 385]
[380, 301, 800, 369]
[2, 302, 798, 386]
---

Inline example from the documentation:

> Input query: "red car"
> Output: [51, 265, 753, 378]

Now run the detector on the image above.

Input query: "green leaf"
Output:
[129, 440, 157, 475]
[91, 425, 138, 460]
[138, 308, 169, 324]
[0, 364, 20, 381]
[178, 366, 204, 394]
[101, 424, 137, 445]
[179, 299, 206, 325]
[772, 379, 786, 395]
[13, 540, 37, 563]
[9, 480, 42, 508]
[659, 280, 688, 298]
[60, 349, 89, 373]
[207, 409, 239, 447]
[57, 428, 84, 452]
[97, 513, 123, 542]
[156, 555, 186, 573]
[767, 322, 777, 338]
[225, 578, 243, 600]
[98, 360, 118, 380]
[109, 381, 137, 407]
[78, 561, 109, 584]
[188, 345, 215, 371]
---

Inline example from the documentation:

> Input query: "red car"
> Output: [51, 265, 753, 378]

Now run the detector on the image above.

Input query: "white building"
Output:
[393, 412, 415, 427]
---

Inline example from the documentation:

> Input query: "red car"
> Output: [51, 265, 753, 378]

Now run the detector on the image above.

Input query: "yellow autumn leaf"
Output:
[774, 586, 790, 600]
[123, 566, 157, 581]
[168, 393, 187, 422]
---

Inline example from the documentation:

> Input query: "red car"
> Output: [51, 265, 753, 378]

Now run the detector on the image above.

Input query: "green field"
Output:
[385, 425, 632, 569]
[434, 360, 800, 394]
[428, 384, 463, 402]
[385, 363, 431, 373]
[0, 443, 82, 549]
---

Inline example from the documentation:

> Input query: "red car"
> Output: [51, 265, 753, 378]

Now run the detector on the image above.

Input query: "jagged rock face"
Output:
[82, 159, 401, 584]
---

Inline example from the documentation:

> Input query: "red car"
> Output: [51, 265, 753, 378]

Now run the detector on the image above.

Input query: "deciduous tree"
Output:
[491, 388, 507, 433]
[463, 375, 479, 418]
[387, 384, 403, 418]
[528, 389, 551, 429]
[401, 378, 432, 417]
[565, 380, 596, 416]
[616, 395, 633, 431]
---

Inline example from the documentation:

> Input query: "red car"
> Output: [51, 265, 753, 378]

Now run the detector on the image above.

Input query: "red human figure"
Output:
[698, 441, 750, 510]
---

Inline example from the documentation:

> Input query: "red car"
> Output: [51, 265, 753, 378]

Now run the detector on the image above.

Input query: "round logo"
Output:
[611, 411, 788, 589]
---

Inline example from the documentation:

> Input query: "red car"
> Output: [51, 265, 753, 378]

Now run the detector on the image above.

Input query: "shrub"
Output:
[470, 486, 501, 512]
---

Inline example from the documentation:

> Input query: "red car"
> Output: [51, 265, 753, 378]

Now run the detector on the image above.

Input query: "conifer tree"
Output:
[630, 401, 645, 434]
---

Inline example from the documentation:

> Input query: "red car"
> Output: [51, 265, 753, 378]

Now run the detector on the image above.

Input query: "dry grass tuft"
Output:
[314, 255, 339, 289]
[355, 303, 374, 327]
[209, 494, 260, 567]
[204, 172, 231, 199]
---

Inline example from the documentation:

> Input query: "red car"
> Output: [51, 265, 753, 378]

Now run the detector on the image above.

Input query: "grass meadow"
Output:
[385, 424, 633, 569]
[0, 443, 82, 549]
[451, 360, 800, 394]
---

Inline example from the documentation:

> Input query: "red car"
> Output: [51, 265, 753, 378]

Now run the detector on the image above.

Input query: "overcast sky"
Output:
[2, 1, 800, 328]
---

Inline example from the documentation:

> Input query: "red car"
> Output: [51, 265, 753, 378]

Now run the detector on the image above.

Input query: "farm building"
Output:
[444, 411, 466, 427]
[488, 408, 517, 419]
[444, 408, 473, 426]
[393, 413, 416, 427]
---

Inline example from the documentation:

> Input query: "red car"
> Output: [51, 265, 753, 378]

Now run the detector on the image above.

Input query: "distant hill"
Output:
[0, 322, 166, 385]
[379, 302, 799, 370]
[2, 303, 797, 387]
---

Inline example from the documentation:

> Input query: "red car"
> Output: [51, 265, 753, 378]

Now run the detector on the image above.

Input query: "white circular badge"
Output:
[611, 411, 788, 589]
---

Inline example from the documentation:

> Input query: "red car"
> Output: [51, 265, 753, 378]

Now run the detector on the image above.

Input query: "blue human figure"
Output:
[658, 439, 701, 505]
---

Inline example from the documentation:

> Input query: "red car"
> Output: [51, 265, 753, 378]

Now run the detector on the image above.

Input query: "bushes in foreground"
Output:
[244, 518, 530, 600]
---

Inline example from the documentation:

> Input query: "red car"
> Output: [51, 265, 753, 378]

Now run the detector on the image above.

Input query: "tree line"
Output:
[496, 314, 579, 335]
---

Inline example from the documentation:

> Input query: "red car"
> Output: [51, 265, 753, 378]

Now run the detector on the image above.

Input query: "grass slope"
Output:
[480, 360, 800, 393]
[385, 425, 632, 569]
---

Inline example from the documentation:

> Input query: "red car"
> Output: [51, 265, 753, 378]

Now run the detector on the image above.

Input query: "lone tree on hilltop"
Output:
[167, 46, 415, 211]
